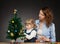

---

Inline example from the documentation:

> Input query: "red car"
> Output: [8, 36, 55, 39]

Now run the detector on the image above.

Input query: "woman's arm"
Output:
[50, 23, 56, 42]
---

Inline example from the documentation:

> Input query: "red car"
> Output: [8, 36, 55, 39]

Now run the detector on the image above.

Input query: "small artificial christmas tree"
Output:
[6, 9, 25, 41]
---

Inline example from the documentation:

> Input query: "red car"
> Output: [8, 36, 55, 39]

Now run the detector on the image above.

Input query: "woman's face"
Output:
[39, 10, 45, 21]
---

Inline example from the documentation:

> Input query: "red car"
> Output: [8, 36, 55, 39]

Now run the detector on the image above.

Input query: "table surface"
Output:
[0, 42, 60, 44]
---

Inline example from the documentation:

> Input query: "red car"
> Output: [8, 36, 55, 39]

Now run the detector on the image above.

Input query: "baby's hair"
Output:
[25, 19, 36, 28]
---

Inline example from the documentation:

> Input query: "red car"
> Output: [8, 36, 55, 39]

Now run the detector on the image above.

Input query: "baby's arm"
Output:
[24, 30, 36, 40]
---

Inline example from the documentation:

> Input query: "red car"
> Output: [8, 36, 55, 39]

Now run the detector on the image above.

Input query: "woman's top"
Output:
[35, 20, 56, 42]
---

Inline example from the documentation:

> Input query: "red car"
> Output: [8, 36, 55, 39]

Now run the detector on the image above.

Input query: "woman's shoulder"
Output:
[49, 23, 55, 30]
[50, 23, 55, 27]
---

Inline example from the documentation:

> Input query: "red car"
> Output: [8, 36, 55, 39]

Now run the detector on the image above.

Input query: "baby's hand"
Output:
[24, 33, 27, 35]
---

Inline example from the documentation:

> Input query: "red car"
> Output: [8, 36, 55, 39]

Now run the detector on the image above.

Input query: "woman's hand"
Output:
[40, 36, 50, 42]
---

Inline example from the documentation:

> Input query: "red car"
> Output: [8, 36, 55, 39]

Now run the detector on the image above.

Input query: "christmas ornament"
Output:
[10, 33, 14, 36]
[8, 30, 10, 32]
[19, 33, 20, 35]
[14, 9, 17, 14]
[12, 20, 14, 23]
[15, 30, 17, 32]
[20, 30, 23, 33]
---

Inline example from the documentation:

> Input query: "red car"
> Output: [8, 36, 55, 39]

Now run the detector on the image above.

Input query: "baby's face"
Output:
[26, 24, 32, 30]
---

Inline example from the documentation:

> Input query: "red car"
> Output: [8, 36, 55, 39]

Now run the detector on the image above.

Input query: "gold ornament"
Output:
[10, 33, 14, 36]
[20, 30, 23, 33]
[8, 30, 10, 32]
[19, 33, 20, 35]
[14, 9, 17, 14]
[12, 20, 14, 23]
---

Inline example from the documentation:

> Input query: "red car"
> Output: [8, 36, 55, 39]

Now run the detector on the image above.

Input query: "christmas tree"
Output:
[6, 9, 25, 41]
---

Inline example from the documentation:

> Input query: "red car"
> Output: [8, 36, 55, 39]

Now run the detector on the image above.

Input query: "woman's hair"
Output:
[40, 7, 54, 27]
[25, 19, 36, 28]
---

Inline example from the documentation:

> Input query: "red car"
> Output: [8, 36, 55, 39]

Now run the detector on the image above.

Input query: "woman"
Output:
[35, 7, 56, 42]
